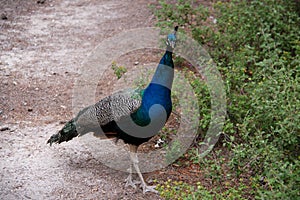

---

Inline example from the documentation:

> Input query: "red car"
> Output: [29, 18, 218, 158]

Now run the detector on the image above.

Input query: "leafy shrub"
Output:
[152, 0, 300, 199]
[111, 61, 127, 79]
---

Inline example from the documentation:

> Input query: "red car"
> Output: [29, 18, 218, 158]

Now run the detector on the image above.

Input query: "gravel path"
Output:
[0, 0, 162, 199]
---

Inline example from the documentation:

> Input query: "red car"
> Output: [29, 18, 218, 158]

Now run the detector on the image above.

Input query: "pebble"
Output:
[37, 0, 46, 4]
[3, 80, 8, 85]
[134, 61, 139, 65]
[1, 13, 7, 20]
[28, 108, 33, 112]
[0, 126, 10, 131]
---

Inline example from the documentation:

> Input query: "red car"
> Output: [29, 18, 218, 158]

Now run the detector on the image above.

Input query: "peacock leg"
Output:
[128, 145, 158, 194]
[124, 164, 140, 189]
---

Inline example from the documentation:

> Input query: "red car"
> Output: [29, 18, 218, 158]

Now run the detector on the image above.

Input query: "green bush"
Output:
[153, 0, 300, 199]
[111, 61, 127, 79]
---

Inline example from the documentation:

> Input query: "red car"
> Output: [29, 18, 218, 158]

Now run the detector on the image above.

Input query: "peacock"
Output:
[47, 26, 178, 193]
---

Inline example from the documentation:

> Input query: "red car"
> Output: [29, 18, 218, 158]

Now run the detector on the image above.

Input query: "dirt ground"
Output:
[0, 0, 167, 199]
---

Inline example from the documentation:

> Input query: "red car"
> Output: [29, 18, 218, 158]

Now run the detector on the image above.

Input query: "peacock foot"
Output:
[141, 184, 158, 194]
[124, 175, 140, 189]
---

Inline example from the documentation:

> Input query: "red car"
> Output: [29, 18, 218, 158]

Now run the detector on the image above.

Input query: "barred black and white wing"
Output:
[74, 89, 143, 136]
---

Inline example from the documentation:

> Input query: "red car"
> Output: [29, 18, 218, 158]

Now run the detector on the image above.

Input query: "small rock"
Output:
[2, 80, 8, 85]
[209, 16, 217, 24]
[134, 61, 139, 65]
[0, 126, 10, 131]
[28, 108, 33, 112]
[9, 128, 15, 132]
[259, 176, 267, 186]
[1, 13, 8, 20]
[154, 138, 165, 148]
[37, 0, 46, 4]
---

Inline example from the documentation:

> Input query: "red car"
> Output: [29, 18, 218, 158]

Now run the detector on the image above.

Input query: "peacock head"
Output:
[166, 26, 178, 50]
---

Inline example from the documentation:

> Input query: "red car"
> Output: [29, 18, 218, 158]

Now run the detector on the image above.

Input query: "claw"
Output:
[124, 175, 140, 189]
[141, 184, 158, 194]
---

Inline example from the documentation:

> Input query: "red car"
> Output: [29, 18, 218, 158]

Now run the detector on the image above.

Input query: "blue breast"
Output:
[118, 50, 174, 144]
[132, 50, 174, 126]
[131, 84, 171, 125]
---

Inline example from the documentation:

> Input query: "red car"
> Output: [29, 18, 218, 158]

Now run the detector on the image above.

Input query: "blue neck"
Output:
[150, 51, 174, 90]
[131, 50, 174, 126]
